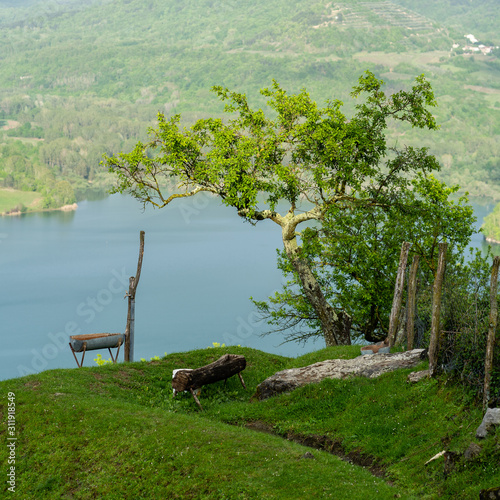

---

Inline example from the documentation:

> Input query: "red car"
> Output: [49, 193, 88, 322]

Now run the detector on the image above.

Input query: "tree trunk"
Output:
[387, 242, 411, 347]
[483, 256, 500, 410]
[394, 305, 407, 346]
[429, 242, 447, 377]
[125, 230, 145, 362]
[362, 303, 382, 343]
[406, 254, 420, 350]
[282, 224, 351, 346]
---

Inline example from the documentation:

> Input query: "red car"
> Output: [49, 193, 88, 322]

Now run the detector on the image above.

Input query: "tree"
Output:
[253, 174, 476, 344]
[105, 71, 440, 346]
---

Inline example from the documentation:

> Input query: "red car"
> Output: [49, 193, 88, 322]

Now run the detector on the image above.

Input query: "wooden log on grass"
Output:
[483, 256, 500, 410]
[172, 354, 247, 410]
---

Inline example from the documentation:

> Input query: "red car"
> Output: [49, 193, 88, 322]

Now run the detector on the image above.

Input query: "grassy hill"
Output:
[1, 345, 498, 498]
[0, 0, 499, 213]
[0, 187, 41, 214]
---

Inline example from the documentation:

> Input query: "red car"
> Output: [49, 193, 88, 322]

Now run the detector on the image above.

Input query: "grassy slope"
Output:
[0, 188, 41, 213]
[1, 346, 498, 499]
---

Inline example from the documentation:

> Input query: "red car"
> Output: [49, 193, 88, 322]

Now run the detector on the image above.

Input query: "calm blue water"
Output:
[0, 194, 322, 381]
[0, 194, 496, 381]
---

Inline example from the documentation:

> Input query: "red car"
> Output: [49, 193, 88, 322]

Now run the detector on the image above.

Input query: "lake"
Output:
[0, 194, 496, 381]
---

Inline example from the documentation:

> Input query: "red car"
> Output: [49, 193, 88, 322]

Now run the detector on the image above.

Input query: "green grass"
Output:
[353, 50, 450, 67]
[1, 346, 498, 499]
[482, 201, 500, 242]
[0, 188, 41, 214]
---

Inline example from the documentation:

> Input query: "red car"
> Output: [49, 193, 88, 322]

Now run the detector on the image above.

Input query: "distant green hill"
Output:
[0, 0, 499, 210]
[396, 0, 499, 41]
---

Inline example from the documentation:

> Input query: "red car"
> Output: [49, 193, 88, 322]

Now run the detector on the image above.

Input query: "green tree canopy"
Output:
[253, 174, 476, 344]
[106, 71, 451, 346]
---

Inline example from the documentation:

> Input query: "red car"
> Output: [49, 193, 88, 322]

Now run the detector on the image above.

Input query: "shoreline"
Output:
[1, 202, 78, 217]
[485, 235, 500, 246]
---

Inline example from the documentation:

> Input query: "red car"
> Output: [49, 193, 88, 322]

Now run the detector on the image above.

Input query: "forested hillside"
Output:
[0, 0, 498, 210]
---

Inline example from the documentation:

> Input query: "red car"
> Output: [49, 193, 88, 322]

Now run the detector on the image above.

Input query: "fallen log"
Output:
[172, 354, 246, 410]
[254, 349, 425, 401]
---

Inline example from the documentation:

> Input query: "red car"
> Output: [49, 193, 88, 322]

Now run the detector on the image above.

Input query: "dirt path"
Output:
[1, 120, 20, 130]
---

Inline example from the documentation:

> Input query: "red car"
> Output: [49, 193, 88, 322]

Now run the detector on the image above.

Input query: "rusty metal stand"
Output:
[107, 338, 123, 364]
[69, 341, 88, 368]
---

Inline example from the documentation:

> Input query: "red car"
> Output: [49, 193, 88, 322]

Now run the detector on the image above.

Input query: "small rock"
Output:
[443, 451, 459, 476]
[479, 486, 500, 499]
[407, 370, 429, 383]
[463, 442, 482, 461]
[476, 408, 500, 439]
[300, 452, 315, 459]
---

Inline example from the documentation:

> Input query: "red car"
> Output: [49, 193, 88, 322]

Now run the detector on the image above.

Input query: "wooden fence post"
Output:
[483, 256, 500, 410]
[388, 242, 411, 347]
[407, 254, 420, 350]
[125, 231, 145, 362]
[428, 242, 448, 377]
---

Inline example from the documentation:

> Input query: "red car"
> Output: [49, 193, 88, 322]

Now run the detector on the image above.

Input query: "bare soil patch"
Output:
[1, 120, 20, 130]
[464, 85, 500, 94]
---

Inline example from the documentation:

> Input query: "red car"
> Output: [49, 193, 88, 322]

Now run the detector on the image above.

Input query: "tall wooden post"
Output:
[483, 256, 500, 410]
[428, 242, 447, 377]
[126, 276, 136, 362]
[388, 242, 411, 347]
[125, 231, 145, 362]
[406, 254, 420, 350]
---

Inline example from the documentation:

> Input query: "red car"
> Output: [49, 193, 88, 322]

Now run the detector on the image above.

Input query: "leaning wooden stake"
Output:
[428, 243, 448, 377]
[388, 242, 411, 347]
[483, 256, 500, 410]
[406, 254, 420, 350]
[125, 231, 145, 362]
